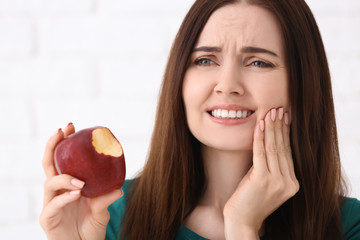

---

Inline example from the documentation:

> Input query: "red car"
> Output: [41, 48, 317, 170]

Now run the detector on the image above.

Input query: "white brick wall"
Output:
[0, 0, 358, 239]
[0, 0, 94, 15]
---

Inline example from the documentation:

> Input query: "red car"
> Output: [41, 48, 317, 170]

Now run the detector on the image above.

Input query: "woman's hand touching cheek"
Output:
[223, 108, 299, 239]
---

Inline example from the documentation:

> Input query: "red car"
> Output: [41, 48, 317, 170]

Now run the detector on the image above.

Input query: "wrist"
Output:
[225, 227, 259, 240]
[224, 218, 260, 240]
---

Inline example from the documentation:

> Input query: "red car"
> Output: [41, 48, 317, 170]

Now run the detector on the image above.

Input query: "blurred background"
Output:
[0, 0, 359, 238]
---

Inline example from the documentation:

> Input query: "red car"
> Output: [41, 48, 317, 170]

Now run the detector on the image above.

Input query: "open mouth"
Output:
[208, 109, 255, 119]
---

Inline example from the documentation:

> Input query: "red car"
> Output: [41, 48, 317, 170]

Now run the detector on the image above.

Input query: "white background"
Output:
[0, 0, 359, 238]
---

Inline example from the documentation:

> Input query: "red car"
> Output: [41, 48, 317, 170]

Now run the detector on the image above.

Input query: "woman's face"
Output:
[182, 3, 289, 152]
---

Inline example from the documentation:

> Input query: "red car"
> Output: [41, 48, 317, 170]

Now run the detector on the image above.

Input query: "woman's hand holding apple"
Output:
[39, 123, 123, 240]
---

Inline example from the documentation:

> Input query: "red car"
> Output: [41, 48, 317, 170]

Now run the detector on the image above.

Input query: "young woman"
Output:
[40, 0, 360, 239]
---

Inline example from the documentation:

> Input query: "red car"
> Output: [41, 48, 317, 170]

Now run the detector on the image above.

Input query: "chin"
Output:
[202, 137, 253, 152]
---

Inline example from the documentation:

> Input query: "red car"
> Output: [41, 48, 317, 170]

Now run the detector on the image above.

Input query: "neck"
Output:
[200, 146, 253, 210]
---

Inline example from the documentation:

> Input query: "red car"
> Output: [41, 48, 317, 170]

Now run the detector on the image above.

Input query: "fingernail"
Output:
[70, 190, 81, 196]
[260, 120, 265, 132]
[54, 128, 62, 135]
[271, 109, 276, 121]
[284, 113, 289, 125]
[67, 122, 73, 127]
[279, 108, 284, 120]
[265, 111, 271, 121]
[71, 179, 85, 188]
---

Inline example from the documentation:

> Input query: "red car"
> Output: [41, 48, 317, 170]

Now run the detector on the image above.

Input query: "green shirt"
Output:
[106, 180, 360, 240]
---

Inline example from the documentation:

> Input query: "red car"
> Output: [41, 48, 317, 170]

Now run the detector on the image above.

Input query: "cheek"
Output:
[251, 73, 289, 115]
[182, 71, 213, 109]
[261, 84, 288, 106]
[182, 74, 196, 113]
[182, 72, 201, 125]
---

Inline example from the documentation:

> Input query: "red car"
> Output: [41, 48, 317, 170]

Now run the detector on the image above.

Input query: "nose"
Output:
[214, 64, 245, 96]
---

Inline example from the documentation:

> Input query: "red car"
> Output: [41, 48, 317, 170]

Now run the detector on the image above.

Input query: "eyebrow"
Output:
[192, 46, 279, 57]
[193, 46, 222, 53]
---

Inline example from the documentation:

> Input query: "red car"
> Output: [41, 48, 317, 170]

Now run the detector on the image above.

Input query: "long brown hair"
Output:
[121, 0, 348, 239]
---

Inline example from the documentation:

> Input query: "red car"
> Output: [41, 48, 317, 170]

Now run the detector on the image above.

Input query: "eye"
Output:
[194, 58, 216, 66]
[250, 60, 272, 68]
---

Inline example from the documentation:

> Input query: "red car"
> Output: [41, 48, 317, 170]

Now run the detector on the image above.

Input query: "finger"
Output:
[90, 189, 124, 223]
[41, 190, 81, 222]
[63, 122, 75, 137]
[43, 174, 85, 206]
[42, 128, 64, 178]
[264, 109, 281, 174]
[91, 189, 123, 214]
[253, 120, 267, 173]
[282, 112, 290, 149]
[283, 112, 296, 181]
[274, 108, 290, 176]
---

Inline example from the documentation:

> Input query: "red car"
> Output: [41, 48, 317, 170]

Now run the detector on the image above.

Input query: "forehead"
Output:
[196, 3, 284, 55]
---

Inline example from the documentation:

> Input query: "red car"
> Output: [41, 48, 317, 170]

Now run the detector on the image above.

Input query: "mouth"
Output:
[207, 109, 255, 120]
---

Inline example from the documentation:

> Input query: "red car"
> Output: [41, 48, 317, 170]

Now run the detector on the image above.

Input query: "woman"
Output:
[40, 0, 360, 239]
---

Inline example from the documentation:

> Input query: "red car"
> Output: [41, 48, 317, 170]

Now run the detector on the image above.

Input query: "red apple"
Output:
[54, 126, 126, 198]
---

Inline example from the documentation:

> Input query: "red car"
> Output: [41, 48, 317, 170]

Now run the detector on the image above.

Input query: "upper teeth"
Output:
[211, 109, 252, 119]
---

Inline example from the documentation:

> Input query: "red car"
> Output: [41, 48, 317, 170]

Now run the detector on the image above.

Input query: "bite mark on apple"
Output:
[92, 128, 123, 157]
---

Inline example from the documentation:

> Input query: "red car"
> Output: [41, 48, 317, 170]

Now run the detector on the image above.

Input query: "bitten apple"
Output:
[54, 126, 126, 198]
